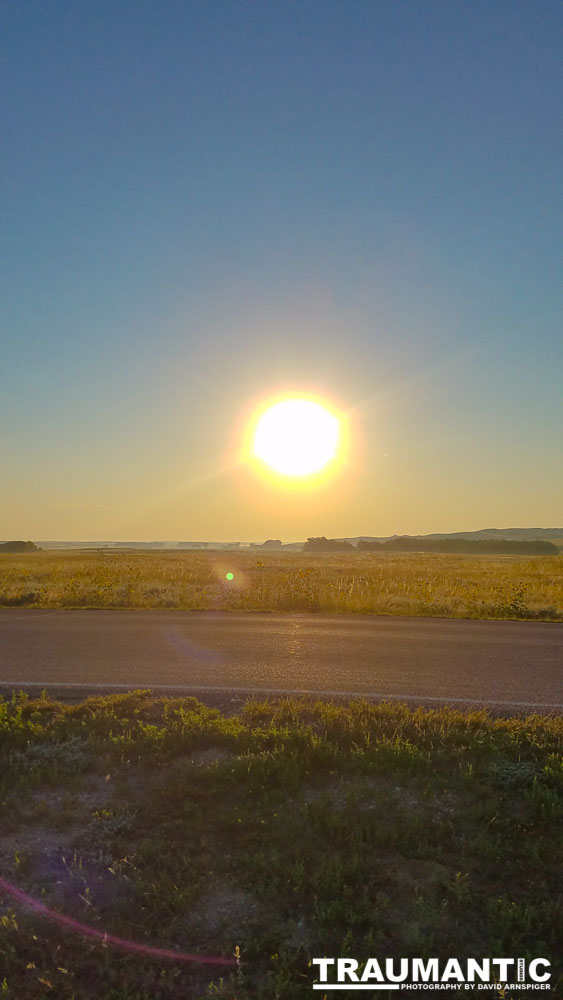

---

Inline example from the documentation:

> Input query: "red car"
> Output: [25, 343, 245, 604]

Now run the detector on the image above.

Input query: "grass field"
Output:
[0, 691, 561, 999]
[1, 549, 562, 620]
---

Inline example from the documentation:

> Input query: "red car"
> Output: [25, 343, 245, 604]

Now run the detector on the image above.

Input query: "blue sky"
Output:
[2, 0, 562, 540]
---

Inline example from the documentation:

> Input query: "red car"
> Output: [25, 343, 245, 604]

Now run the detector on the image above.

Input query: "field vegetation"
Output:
[0, 691, 561, 999]
[0, 549, 562, 620]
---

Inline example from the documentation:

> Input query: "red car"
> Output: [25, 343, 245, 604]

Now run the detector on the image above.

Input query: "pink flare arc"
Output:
[0, 876, 236, 967]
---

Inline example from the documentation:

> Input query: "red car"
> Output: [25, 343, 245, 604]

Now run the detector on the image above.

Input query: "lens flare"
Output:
[0, 876, 234, 966]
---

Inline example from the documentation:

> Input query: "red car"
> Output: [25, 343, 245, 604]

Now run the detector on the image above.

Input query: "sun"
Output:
[252, 398, 341, 477]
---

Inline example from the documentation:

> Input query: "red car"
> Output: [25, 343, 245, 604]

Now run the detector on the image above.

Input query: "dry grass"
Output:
[0, 549, 561, 620]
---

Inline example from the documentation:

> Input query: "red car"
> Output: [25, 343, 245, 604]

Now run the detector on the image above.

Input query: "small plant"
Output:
[10, 736, 93, 775]
[487, 758, 536, 787]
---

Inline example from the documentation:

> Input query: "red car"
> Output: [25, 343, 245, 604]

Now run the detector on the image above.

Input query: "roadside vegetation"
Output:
[0, 691, 561, 999]
[0, 549, 561, 620]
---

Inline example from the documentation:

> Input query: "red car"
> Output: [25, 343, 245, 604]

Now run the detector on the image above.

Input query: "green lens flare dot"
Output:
[226, 572, 234, 581]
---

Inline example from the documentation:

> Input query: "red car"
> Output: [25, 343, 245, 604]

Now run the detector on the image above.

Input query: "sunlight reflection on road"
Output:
[163, 627, 223, 664]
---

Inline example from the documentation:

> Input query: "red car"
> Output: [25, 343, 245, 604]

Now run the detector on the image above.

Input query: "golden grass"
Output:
[0, 548, 561, 619]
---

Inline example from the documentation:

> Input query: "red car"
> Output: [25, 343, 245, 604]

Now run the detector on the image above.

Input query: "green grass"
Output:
[0, 691, 561, 998]
[1, 549, 562, 619]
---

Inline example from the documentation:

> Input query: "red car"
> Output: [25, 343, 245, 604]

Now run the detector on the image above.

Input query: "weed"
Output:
[9, 736, 92, 776]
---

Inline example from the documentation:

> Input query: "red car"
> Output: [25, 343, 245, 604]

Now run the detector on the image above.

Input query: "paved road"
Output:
[0, 609, 561, 711]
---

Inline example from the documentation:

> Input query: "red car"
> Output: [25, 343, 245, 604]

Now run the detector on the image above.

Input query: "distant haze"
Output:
[11, 528, 563, 550]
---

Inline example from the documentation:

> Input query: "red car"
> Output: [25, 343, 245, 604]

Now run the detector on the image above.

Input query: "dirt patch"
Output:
[303, 775, 392, 808]
[193, 884, 258, 934]
[391, 783, 460, 819]
[0, 775, 116, 867]
[0, 826, 71, 866]
[300, 776, 375, 808]
[284, 913, 314, 949]
[301, 776, 462, 834]
[189, 747, 233, 767]
[384, 857, 451, 890]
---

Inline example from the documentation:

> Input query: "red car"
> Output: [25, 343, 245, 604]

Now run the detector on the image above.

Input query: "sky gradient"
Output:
[2, 0, 562, 541]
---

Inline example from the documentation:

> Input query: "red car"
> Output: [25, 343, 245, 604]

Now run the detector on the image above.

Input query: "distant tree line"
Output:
[304, 537, 355, 551]
[0, 540, 39, 553]
[304, 536, 559, 556]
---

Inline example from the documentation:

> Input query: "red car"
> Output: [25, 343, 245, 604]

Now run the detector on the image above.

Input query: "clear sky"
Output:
[2, 0, 562, 541]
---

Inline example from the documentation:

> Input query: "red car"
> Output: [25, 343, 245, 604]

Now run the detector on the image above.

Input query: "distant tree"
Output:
[262, 539, 282, 548]
[304, 537, 355, 552]
[0, 540, 39, 553]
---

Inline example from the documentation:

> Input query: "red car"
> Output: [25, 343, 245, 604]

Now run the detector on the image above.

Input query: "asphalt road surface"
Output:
[1, 609, 562, 711]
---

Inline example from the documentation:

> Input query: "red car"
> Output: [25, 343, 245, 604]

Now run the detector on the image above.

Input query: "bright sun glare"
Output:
[253, 398, 341, 477]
